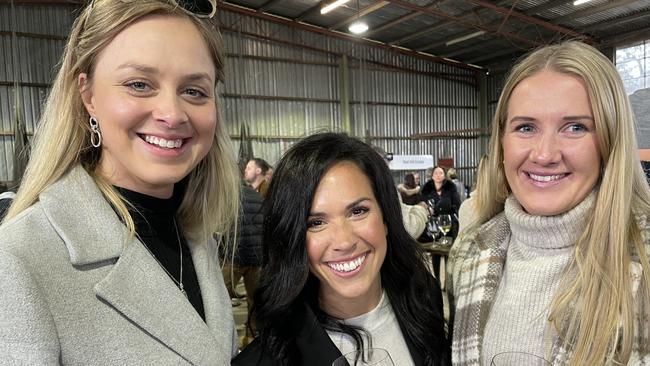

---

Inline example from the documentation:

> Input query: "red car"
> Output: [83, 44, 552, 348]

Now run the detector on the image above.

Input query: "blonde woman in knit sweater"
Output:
[447, 41, 650, 366]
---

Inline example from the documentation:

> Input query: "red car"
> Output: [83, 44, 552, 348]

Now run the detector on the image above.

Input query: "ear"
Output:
[78, 73, 96, 117]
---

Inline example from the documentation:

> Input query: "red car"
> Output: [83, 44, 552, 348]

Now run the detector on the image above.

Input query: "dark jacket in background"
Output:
[224, 186, 264, 266]
[420, 179, 461, 239]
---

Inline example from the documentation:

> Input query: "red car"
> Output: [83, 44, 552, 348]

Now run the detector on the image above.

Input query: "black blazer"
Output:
[420, 179, 461, 238]
[231, 302, 426, 366]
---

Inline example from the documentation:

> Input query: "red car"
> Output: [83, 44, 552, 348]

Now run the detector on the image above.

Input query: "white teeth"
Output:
[144, 135, 183, 149]
[529, 173, 564, 182]
[327, 253, 367, 273]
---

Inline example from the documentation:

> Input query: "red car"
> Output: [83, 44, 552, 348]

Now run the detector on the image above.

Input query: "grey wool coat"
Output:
[0, 166, 236, 365]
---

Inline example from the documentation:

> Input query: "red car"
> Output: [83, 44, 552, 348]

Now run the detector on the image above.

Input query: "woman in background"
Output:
[398, 173, 421, 205]
[233, 132, 449, 366]
[0, 0, 240, 363]
[421, 166, 461, 240]
[447, 41, 650, 365]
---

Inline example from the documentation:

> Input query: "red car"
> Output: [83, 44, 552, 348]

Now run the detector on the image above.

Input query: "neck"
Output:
[250, 177, 265, 190]
[319, 282, 383, 319]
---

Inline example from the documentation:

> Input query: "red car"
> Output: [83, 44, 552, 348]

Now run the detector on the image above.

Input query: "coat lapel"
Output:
[41, 166, 223, 365]
[94, 238, 219, 365]
[294, 303, 344, 366]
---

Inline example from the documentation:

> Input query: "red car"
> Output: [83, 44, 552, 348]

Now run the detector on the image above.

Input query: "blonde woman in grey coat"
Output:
[0, 0, 240, 364]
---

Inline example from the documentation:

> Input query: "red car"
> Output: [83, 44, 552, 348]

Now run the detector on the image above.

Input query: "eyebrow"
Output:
[308, 197, 372, 217]
[508, 115, 594, 124]
[116, 62, 213, 83]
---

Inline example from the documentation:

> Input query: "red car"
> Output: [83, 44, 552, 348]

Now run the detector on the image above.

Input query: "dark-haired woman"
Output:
[420, 166, 461, 240]
[398, 173, 421, 205]
[232, 132, 449, 366]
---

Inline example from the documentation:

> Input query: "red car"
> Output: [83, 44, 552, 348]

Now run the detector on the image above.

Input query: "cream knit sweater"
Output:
[482, 192, 595, 365]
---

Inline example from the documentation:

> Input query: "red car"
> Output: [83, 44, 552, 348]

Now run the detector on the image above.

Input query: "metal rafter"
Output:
[364, 1, 445, 37]
[386, 0, 543, 48]
[467, 46, 523, 64]
[465, 0, 587, 39]
[257, 0, 283, 12]
[523, 0, 569, 16]
[600, 24, 650, 47]
[552, 0, 639, 24]
[584, 9, 650, 33]
[328, 1, 390, 30]
[391, 0, 511, 46]
[218, 1, 481, 72]
[294, 0, 330, 22]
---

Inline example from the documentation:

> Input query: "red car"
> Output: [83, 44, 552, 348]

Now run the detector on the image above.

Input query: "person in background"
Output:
[420, 166, 461, 240]
[414, 172, 421, 187]
[233, 132, 449, 366]
[629, 87, 650, 183]
[265, 166, 274, 182]
[447, 41, 650, 365]
[0, 0, 241, 363]
[244, 157, 271, 198]
[0, 190, 15, 222]
[457, 155, 488, 234]
[397, 173, 421, 205]
[447, 168, 466, 203]
[222, 184, 264, 348]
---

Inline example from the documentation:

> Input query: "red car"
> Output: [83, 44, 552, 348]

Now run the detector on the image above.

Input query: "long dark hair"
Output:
[252, 132, 449, 365]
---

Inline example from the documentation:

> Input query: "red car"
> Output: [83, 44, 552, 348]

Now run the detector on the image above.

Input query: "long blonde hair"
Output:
[5, 0, 240, 244]
[476, 41, 650, 364]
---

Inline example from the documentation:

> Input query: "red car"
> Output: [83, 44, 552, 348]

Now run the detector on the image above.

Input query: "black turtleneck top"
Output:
[115, 186, 205, 321]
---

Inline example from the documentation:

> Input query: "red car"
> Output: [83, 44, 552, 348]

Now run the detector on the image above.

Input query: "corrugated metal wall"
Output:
[0, 3, 488, 188]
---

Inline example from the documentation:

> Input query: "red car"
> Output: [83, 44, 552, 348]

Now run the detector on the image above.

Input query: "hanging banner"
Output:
[389, 155, 434, 170]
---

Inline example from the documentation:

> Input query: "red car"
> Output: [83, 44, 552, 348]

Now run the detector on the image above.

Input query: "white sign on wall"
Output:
[388, 155, 434, 170]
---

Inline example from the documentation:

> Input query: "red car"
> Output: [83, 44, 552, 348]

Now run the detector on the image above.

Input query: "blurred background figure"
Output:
[222, 184, 264, 349]
[447, 41, 650, 366]
[244, 157, 271, 198]
[233, 132, 449, 366]
[420, 166, 461, 240]
[457, 155, 488, 234]
[630, 87, 650, 183]
[397, 172, 421, 205]
[0, 189, 15, 222]
[447, 168, 467, 203]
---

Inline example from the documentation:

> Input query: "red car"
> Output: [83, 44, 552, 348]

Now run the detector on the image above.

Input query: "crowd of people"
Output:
[0, 1, 649, 365]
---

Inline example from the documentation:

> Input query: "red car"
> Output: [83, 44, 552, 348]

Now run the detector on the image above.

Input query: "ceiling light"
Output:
[573, 0, 594, 4]
[445, 31, 486, 46]
[321, 0, 351, 14]
[349, 21, 368, 34]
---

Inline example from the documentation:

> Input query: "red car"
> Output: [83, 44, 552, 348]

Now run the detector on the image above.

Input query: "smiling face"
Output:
[306, 161, 387, 319]
[79, 15, 217, 198]
[503, 70, 601, 216]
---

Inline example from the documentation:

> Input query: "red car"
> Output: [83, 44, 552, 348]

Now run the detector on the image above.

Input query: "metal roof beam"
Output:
[218, 1, 482, 71]
[257, 0, 284, 12]
[386, 0, 543, 47]
[328, 1, 390, 30]
[465, 0, 587, 39]
[466, 44, 523, 63]
[584, 9, 650, 33]
[364, 1, 447, 37]
[294, 0, 330, 22]
[552, 0, 639, 24]
[523, 0, 569, 15]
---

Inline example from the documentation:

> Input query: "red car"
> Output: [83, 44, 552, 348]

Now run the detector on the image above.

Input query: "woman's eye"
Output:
[183, 88, 208, 98]
[566, 123, 587, 133]
[126, 81, 150, 91]
[351, 207, 369, 216]
[515, 124, 534, 133]
[307, 219, 324, 229]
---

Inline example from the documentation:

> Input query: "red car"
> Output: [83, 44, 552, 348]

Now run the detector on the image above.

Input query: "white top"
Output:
[482, 192, 595, 365]
[326, 292, 414, 366]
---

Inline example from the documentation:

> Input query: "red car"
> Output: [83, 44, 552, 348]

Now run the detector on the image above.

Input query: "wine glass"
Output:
[332, 348, 395, 366]
[436, 214, 452, 246]
[490, 351, 551, 366]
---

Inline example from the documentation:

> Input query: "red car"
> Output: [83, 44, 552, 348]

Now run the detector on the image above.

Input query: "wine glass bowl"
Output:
[332, 348, 394, 366]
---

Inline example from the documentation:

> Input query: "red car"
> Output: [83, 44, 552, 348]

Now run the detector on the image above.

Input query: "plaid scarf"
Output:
[447, 212, 650, 365]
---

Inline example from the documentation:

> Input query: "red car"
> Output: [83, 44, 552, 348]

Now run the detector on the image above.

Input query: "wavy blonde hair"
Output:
[5, 0, 240, 244]
[475, 41, 650, 364]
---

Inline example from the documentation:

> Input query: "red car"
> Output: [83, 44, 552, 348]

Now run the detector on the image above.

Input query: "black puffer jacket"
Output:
[224, 186, 264, 266]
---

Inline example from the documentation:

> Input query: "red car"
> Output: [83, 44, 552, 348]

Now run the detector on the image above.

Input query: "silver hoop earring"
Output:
[89, 116, 102, 148]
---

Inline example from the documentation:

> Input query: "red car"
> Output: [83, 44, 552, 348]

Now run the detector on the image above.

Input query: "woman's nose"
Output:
[151, 90, 188, 128]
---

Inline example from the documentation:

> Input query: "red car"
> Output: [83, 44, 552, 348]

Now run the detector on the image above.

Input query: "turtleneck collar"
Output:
[504, 190, 596, 250]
